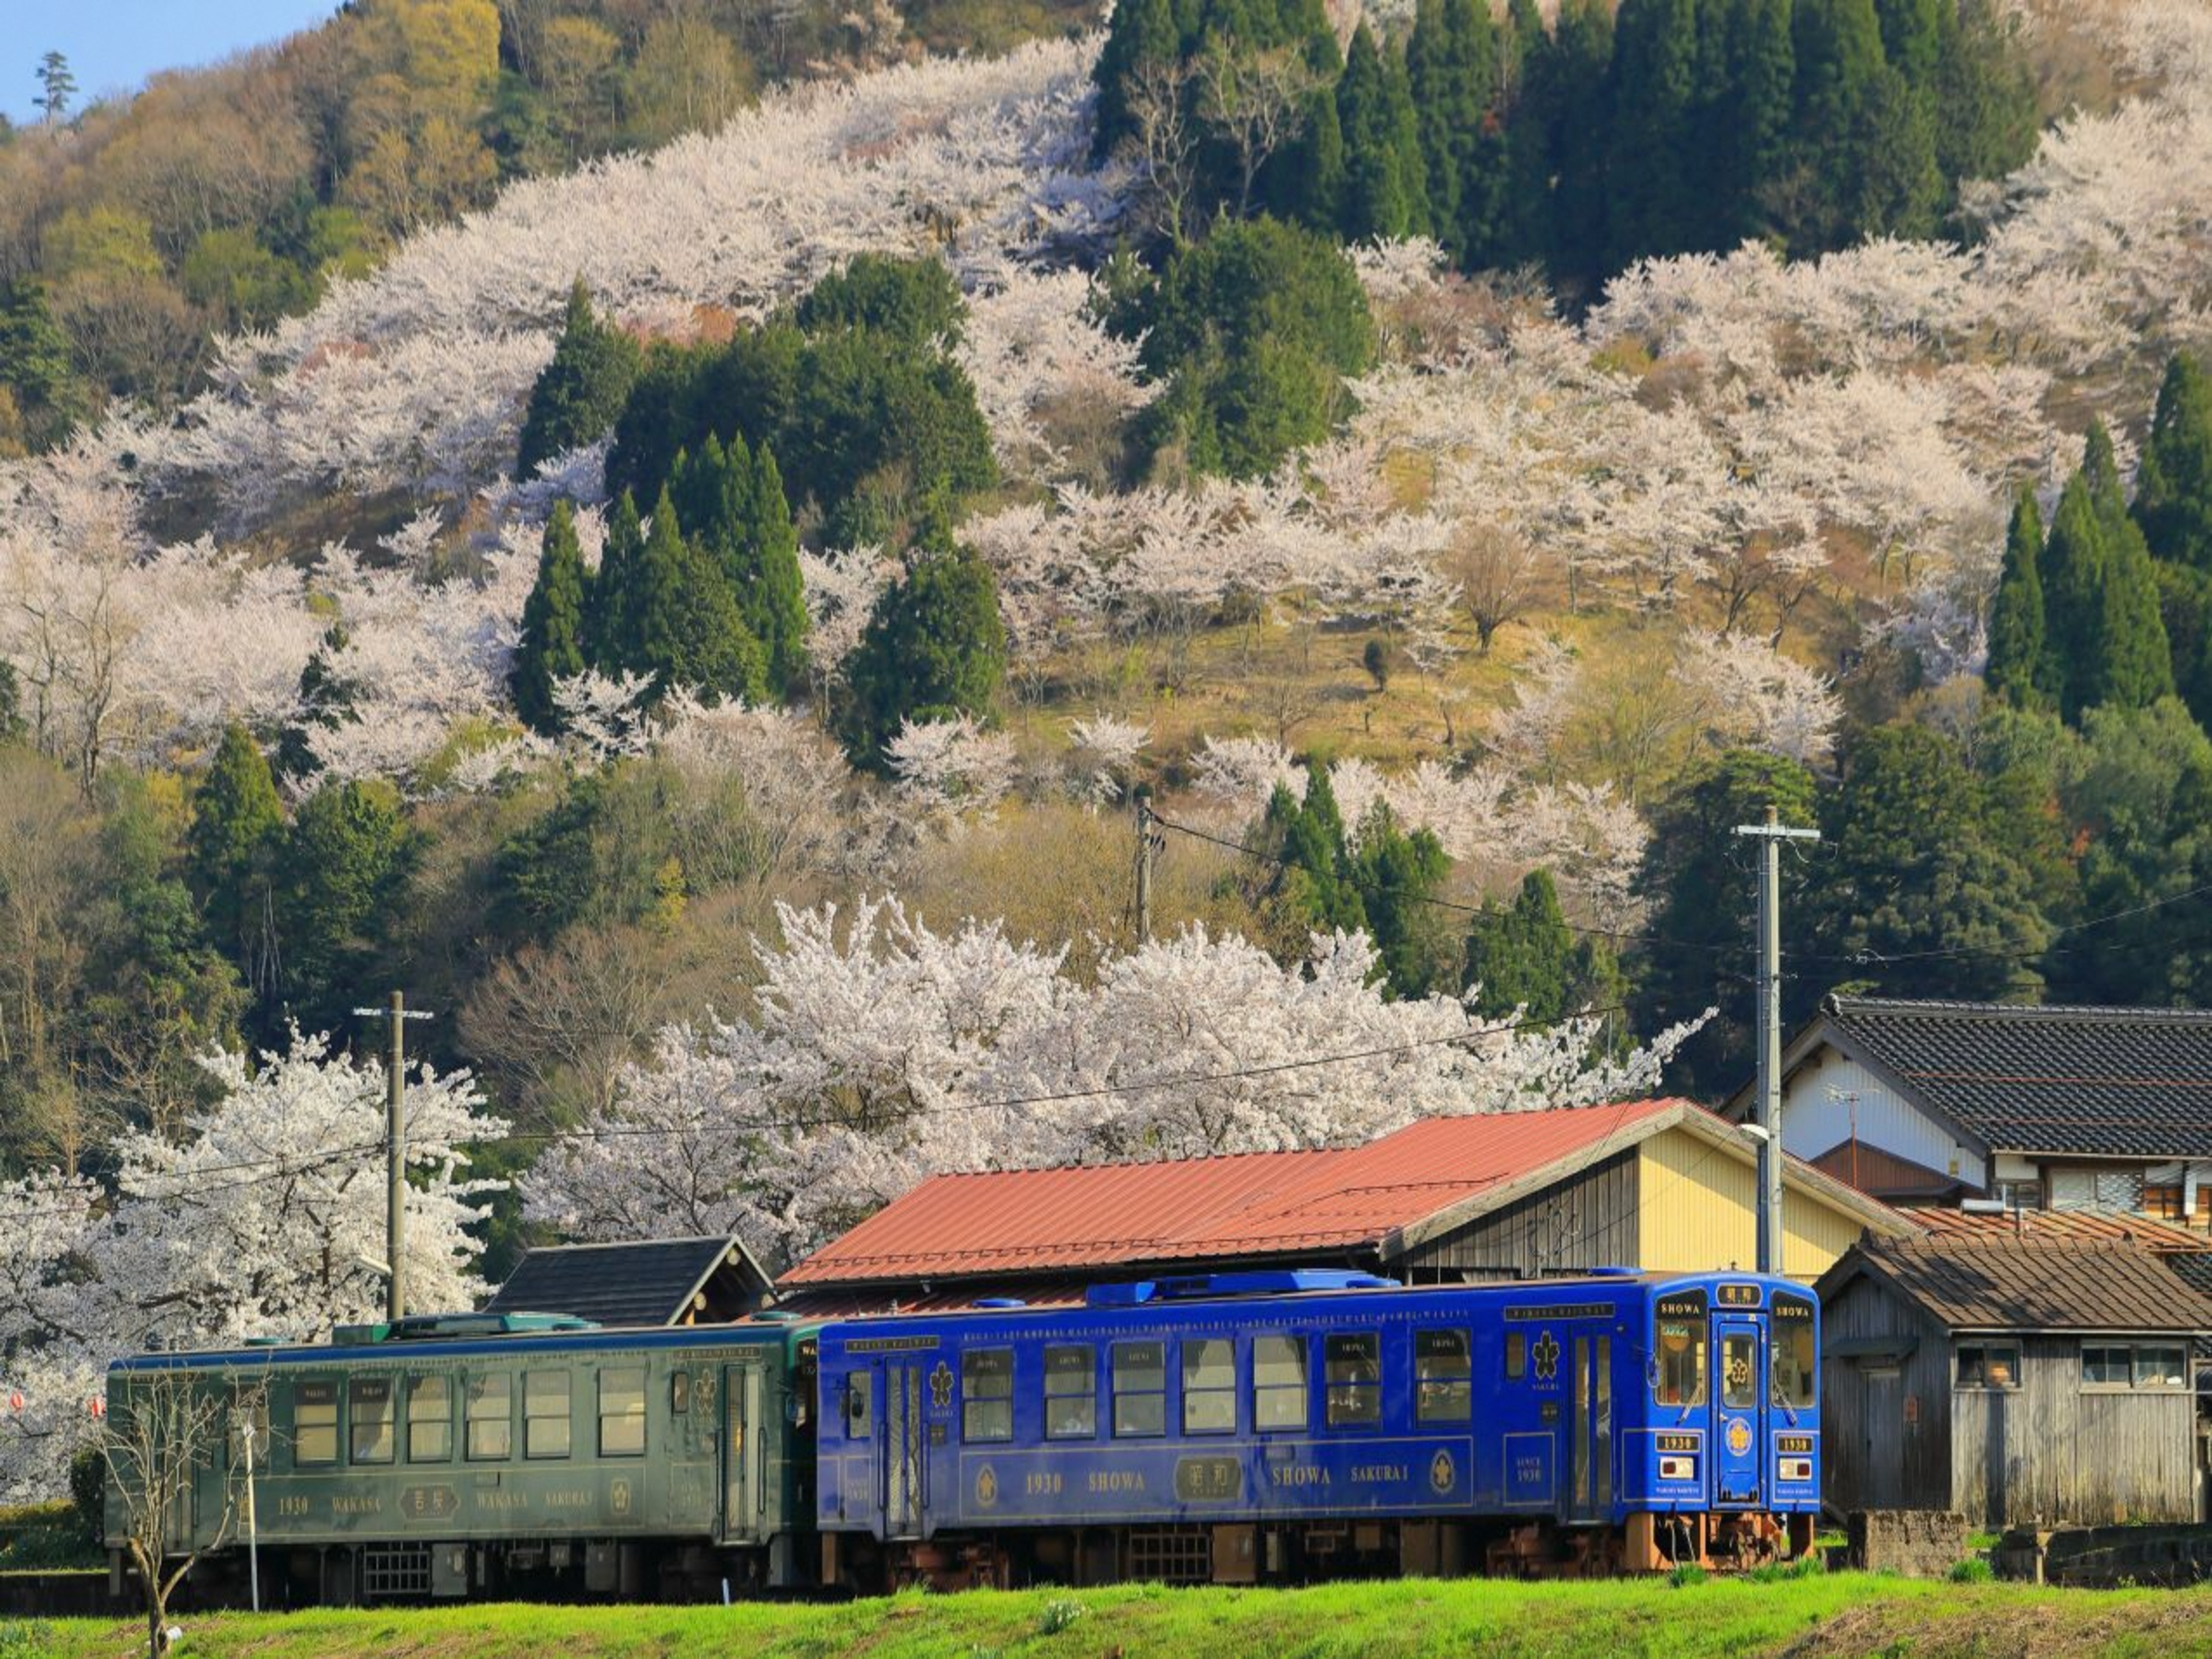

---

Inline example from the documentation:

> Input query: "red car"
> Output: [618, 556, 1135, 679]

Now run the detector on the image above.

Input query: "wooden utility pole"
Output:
[1133, 785, 1156, 942]
[1731, 806, 1818, 1276]
[353, 992, 434, 1322]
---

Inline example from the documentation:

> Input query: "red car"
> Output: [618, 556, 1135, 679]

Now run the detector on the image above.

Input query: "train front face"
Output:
[1638, 1274, 1820, 1545]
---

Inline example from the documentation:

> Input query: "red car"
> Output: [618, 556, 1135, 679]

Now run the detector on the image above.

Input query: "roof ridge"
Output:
[1829, 995, 2212, 1025]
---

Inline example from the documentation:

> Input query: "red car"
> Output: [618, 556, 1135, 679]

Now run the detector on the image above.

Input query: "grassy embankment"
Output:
[16, 1574, 2212, 1659]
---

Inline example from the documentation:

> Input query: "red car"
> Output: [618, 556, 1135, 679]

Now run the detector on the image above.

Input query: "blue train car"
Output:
[815, 1269, 1818, 1588]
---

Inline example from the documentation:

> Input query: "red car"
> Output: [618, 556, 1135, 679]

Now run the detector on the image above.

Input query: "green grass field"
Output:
[15, 1575, 2212, 1659]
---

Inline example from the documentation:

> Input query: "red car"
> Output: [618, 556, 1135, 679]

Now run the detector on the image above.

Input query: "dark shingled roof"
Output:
[483, 1236, 769, 1328]
[1824, 1237, 2212, 1334]
[1820, 996, 2212, 1158]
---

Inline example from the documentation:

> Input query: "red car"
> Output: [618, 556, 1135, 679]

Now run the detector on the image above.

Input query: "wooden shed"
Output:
[1817, 1237, 2212, 1527]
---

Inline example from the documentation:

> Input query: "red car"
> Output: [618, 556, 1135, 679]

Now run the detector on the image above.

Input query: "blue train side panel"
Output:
[815, 1270, 1819, 1561]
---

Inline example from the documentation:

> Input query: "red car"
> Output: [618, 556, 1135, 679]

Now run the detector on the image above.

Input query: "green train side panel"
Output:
[108, 1333, 808, 1556]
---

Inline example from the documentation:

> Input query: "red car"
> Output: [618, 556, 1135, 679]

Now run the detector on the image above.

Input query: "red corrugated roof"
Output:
[782, 1099, 1689, 1286]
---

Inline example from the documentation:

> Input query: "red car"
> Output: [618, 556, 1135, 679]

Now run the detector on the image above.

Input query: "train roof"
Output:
[108, 1311, 813, 1374]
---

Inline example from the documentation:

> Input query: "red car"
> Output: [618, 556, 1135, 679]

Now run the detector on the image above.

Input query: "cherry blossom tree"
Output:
[0, 1033, 504, 1502]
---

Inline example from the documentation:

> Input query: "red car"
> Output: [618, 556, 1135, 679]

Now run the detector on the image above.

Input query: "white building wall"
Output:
[1779, 1048, 1986, 1191]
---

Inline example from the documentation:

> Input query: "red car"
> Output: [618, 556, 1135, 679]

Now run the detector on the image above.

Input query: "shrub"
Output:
[1949, 1557, 1994, 1583]
[1036, 1597, 1086, 1635]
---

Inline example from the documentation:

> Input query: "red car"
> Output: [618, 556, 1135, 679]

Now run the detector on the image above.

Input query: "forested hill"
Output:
[0, 0, 1099, 445]
[4, 0, 2212, 1505]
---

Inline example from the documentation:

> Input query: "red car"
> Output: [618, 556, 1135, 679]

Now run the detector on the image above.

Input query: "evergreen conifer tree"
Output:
[1605, 0, 1702, 266]
[187, 723, 287, 975]
[840, 526, 1008, 766]
[630, 487, 767, 702]
[517, 280, 642, 478]
[1348, 805, 1454, 997]
[1984, 488, 2049, 710]
[1263, 762, 1369, 936]
[1463, 868, 1619, 1024]
[1788, 0, 1887, 249]
[1407, 0, 1471, 252]
[586, 491, 645, 671]
[511, 500, 591, 733]
[2137, 352, 2212, 574]
[1334, 26, 1416, 241]
[742, 443, 810, 696]
[1382, 40, 1435, 239]
[2089, 513, 2176, 715]
[1094, 0, 1182, 161]
[2039, 473, 2108, 720]
[1728, 0, 1796, 240]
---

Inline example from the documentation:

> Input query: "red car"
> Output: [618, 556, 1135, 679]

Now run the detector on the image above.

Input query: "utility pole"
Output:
[353, 992, 434, 1322]
[1133, 784, 1157, 942]
[1732, 806, 1819, 1276]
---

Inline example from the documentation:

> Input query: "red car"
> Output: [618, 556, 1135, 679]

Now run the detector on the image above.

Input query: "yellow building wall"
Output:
[1637, 1127, 1871, 1282]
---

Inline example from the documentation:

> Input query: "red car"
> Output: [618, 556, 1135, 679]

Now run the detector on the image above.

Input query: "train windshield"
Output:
[1771, 1291, 1817, 1408]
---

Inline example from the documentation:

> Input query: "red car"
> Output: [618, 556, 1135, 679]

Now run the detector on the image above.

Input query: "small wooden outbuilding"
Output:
[1817, 1236, 2212, 1527]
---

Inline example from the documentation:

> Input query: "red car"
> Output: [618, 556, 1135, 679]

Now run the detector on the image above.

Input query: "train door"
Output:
[1711, 1317, 1766, 1508]
[721, 1363, 763, 1543]
[1564, 1333, 1613, 1524]
[877, 1360, 926, 1540]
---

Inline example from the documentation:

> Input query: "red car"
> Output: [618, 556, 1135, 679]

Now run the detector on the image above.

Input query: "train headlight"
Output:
[1659, 1455, 1697, 1481]
[1777, 1457, 1813, 1483]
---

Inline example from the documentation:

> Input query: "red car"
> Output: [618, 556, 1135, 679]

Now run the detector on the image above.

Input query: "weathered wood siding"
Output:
[1949, 1339, 2199, 1527]
[1396, 1150, 1639, 1279]
[1819, 1275, 1952, 1512]
[1636, 1128, 1867, 1282]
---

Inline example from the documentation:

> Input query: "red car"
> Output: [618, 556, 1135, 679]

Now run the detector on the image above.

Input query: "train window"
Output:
[1720, 1334, 1757, 1409]
[294, 1380, 338, 1467]
[1505, 1331, 1526, 1381]
[672, 1371, 691, 1415]
[1324, 1333, 1382, 1428]
[1182, 1338, 1236, 1435]
[600, 1368, 647, 1457]
[1111, 1341, 1166, 1438]
[349, 1378, 395, 1464]
[407, 1377, 452, 1462]
[1771, 1294, 1816, 1409]
[1655, 1320, 1707, 1407]
[1958, 1344, 2019, 1390]
[844, 1372, 871, 1439]
[525, 1371, 571, 1458]
[466, 1374, 512, 1460]
[1252, 1335, 1307, 1431]
[1044, 1345, 1095, 1439]
[1415, 1329, 1472, 1423]
[962, 1349, 1014, 1443]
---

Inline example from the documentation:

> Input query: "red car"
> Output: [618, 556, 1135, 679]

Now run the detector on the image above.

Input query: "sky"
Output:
[1, 0, 338, 125]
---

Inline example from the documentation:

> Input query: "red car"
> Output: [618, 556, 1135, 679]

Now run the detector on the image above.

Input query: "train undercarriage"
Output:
[828, 1509, 1822, 1594]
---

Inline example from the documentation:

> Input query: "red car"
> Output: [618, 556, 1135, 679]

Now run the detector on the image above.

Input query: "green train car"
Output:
[105, 1313, 817, 1603]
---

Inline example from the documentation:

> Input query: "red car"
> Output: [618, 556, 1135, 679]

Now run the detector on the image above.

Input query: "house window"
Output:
[1992, 1179, 2043, 1212]
[1111, 1341, 1166, 1438]
[599, 1367, 646, 1457]
[2142, 1185, 2185, 1221]
[1324, 1333, 1382, 1427]
[407, 1377, 452, 1462]
[1415, 1329, 1472, 1423]
[2136, 1346, 2188, 1389]
[294, 1381, 338, 1467]
[1252, 1335, 1306, 1431]
[1957, 1344, 2020, 1389]
[2050, 1167, 2143, 1213]
[962, 1349, 1013, 1443]
[524, 1371, 570, 1459]
[1044, 1344, 1095, 1439]
[349, 1377, 395, 1464]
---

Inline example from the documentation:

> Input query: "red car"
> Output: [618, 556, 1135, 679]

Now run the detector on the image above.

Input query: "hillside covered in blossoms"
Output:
[5, 0, 2212, 1501]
